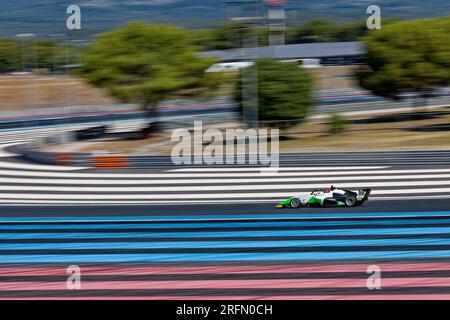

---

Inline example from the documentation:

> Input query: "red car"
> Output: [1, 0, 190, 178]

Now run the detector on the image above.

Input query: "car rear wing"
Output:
[357, 188, 371, 201]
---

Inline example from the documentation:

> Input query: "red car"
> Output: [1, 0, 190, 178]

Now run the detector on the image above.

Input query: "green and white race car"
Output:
[276, 186, 371, 208]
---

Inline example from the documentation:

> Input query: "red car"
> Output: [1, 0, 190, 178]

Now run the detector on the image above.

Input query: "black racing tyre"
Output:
[345, 196, 356, 207]
[290, 198, 301, 208]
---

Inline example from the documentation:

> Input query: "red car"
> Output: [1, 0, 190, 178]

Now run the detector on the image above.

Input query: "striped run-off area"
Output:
[2, 123, 450, 204]
[1, 162, 450, 203]
[2, 211, 450, 299]
[1, 138, 450, 203]
[2, 163, 450, 203]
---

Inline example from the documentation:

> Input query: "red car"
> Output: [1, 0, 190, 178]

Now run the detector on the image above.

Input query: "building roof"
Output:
[199, 41, 366, 61]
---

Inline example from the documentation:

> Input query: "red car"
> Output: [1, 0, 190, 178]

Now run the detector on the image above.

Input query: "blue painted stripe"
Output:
[2, 226, 450, 240]
[2, 217, 450, 230]
[1, 211, 449, 223]
[2, 238, 450, 250]
[4, 250, 450, 263]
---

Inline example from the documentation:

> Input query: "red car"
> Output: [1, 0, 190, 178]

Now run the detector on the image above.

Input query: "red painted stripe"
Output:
[1, 277, 450, 290]
[2, 262, 450, 276]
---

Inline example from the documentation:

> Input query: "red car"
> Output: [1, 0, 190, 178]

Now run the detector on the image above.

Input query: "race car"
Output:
[276, 186, 371, 208]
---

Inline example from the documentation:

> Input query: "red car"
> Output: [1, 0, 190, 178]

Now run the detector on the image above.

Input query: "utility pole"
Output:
[16, 33, 37, 109]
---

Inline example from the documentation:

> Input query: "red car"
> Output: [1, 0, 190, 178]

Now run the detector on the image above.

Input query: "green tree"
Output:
[35, 40, 71, 71]
[286, 19, 338, 44]
[0, 39, 21, 72]
[357, 17, 450, 101]
[286, 19, 400, 45]
[234, 59, 313, 129]
[191, 22, 267, 51]
[190, 28, 216, 50]
[328, 114, 348, 134]
[212, 21, 257, 50]
[0, 38, 74, 73]
[80, 22, 218, 132]
[334, 21, 368, 42]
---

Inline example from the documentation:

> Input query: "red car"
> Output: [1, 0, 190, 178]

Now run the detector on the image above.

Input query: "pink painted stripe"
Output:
[3, 294, 450, 300]
[2, 262, 450, 276]
[1, 277, 450, 291]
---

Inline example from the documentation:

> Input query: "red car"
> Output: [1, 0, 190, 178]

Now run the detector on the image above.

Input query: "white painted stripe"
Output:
[0, 161, 88, 171]
[0, 188, 449, 200]
[0, 194, 449, 205]
[0, 180, 450, 192]
[1, 173, 450, 185]
[0, 199, 282, 204]
[170, 166, 387, 172]
[279, 152, 450, 156]
[171, 157, 450, 164]
[374, 195, 450, 200]
[0, 143, 20, 157]
[3, 168, 450, 179]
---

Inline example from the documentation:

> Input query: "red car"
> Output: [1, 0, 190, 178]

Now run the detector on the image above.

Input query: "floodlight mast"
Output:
[266, 0, 286, 46]
[224, 0, 264, 129]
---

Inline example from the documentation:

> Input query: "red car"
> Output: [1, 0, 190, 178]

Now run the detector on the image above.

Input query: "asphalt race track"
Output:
[2, 203, 450, 299]
[2, 199, 450, 217]
[0, 126, 450, 299]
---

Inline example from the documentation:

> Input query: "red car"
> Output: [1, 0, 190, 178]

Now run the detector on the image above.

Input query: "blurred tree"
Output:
[286, 19, 374, 44]
[234, 59, 312, 129]
[190, 28, 216, 50]
[286, 19, 338, 44]
[35, 40, 70, 71]
[0, 39, 21, 72]
[357, 17, 450, 102]
[334, 21, 368, 42]
[192, 19, 375, 51]
[191, 22, 267, 50]
[212, 22, 251, 50]
[80, 22, 218, 133]
[0, 38, 72, 73]
[328, 114, 348, 134]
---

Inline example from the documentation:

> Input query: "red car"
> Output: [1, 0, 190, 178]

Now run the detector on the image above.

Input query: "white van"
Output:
[205, 62, 254, 73]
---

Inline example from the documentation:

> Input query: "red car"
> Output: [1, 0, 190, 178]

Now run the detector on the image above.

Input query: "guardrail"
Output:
[23, 149, 179, 169]
[19, 125, 276, 169]
[0, 101, 238, 131]
[18, 125, 169, 168]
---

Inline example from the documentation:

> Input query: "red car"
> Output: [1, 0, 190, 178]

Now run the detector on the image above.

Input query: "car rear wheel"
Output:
[345, 196, 356, 207]
[290, 198, 301, 208]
